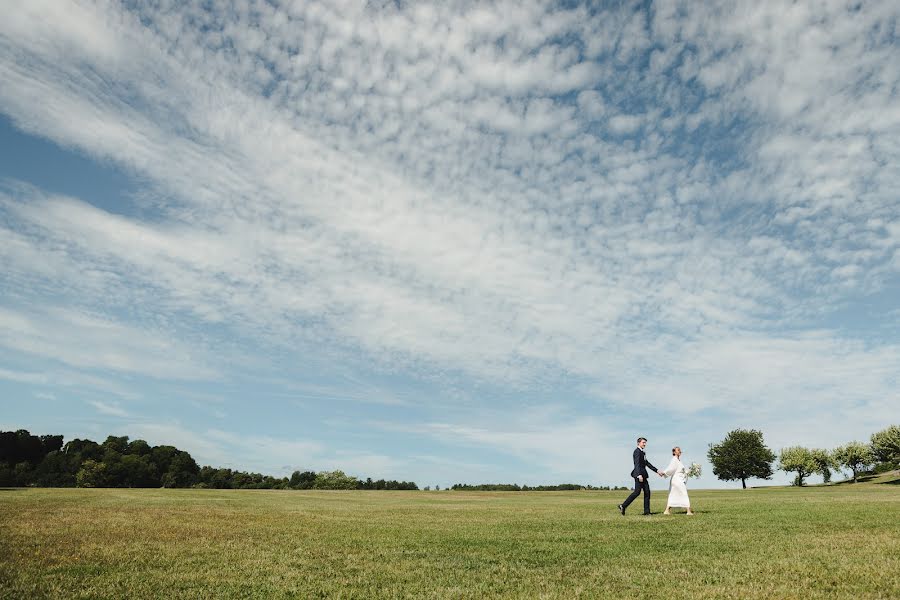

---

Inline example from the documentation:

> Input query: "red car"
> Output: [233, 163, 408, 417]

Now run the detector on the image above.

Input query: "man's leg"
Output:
[642, 479, 652, 514]
[621, 477, 641, 511]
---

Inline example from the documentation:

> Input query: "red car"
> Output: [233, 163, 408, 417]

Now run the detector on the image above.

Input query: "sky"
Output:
[1, 0, 898, 490]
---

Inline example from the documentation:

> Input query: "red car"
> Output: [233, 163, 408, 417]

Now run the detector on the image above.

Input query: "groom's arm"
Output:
[633, 449, 642, 478]
[645, 458, 659, 473]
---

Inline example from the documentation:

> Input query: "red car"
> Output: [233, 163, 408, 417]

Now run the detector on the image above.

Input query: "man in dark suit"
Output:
[618, 437, 664, 515]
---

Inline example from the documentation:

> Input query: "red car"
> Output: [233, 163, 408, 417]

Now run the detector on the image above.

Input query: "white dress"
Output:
[664, 457, 691, 508]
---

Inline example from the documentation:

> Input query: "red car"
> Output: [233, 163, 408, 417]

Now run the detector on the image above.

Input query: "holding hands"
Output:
[657, 470, 666, 477]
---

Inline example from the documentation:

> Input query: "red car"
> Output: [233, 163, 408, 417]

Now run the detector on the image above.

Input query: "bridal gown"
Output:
[664, 456, 691, 508]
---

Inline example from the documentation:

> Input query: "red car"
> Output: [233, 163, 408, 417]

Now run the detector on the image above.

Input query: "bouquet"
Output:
[685, 462, 702, 480]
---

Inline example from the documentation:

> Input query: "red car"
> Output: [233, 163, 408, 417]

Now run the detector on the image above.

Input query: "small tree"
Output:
[313, 470, 358, 490]
[289, 470, 316, 489]
[76, 459, 108, 488]
[779, 446, 817, 486]
[833, 442, 875, 482]
[809, 448, 835, 484]
[870, 425, 900, 467]
[707, 429, 776, 489]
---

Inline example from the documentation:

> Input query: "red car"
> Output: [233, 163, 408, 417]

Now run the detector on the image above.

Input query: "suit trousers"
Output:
[622, 476, 651, 514]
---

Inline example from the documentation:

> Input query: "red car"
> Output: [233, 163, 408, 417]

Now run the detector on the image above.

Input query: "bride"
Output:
[663, 446, 694, 515]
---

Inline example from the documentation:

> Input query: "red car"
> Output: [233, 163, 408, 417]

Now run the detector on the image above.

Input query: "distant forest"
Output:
[450, 483, 628, 491]
[0, 429, 417, 490]
[1, 429, 622, 492]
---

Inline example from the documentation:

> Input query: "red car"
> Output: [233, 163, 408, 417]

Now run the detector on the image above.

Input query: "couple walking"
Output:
[617, 437, 693, 516]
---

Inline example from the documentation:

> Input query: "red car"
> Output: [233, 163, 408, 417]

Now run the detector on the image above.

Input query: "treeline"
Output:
[707, 425, 900, 488]
[778, 424, 899, 486]
[450, 483, 628, 491]
[0, 430, 416, 490]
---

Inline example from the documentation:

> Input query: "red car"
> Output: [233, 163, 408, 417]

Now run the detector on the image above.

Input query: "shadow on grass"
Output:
[832, 470, 900, 486]
[0, 488, 25, 492]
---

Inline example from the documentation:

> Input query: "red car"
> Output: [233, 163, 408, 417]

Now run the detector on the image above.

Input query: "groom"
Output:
[618, 437, 664, 515]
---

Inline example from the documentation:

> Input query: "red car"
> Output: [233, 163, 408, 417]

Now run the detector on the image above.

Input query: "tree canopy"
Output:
[870, 425, 900, 467]
[779, 446, 817, 486]
[833, 442, 874, 483]
[707, 429, 776, 489]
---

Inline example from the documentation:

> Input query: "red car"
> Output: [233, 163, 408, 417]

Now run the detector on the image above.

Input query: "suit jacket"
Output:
[630, 447, 658, 479]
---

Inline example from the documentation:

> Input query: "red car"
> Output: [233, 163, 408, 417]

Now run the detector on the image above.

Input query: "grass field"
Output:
[2, 480, 899, 599]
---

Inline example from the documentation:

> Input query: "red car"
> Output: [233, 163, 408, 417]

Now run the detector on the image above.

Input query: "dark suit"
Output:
[621, 447, 659, 514]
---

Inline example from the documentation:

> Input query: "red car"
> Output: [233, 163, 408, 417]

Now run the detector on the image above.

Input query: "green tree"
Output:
[127, 439, 152, 456]
[119, 454, 159, 487]
[13, 462, 34, 486]
[0, 430, 46, 465]
[163, 451, 200, 487]
[34, 450, 80, 487]
[833, 441, 875, 482]
[76, 459, 108, 488]
[313, 470, 358, 490]
[290, 470, 316, 489]
[101, 447, 126, 487]
[102, 435, 130, 455]
[40, 435, 64, 455]
[150, 446, 199, 487]
[810, 448, 835, 484]
[63, 438, 103, 462]
[779, 446, 817, 486]
[199, 467, 234, 489]
[870, 425, 900, 467]
[707, 429, 776, 489]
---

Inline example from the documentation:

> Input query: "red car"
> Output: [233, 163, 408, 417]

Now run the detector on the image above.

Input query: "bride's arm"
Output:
[663, 457, 678, 476]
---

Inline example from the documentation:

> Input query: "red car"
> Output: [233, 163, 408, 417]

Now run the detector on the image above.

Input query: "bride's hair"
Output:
[672, 446, 680, 455]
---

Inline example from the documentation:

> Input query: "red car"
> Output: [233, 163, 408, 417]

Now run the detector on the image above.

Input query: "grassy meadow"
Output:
[1, 480, 899, 599]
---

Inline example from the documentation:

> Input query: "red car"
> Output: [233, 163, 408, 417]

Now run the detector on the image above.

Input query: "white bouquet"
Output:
[685, 462, 702, 480]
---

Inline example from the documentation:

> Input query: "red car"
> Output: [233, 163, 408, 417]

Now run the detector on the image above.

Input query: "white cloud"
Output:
[0, 303, 218, 380]
[88, 400, 129, 418]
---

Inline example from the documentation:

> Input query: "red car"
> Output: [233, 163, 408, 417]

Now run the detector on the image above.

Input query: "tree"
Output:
[0, 430, 46, 464]
[150, 446, 199, 487]
[199, 467, 234, 489]
[127, 439, 152, 456]
[870, 425, 900, 467]
[40, 435, 64, 455]
[63, 438, 103, 462]
[76, 459, 108, 488]
[290, 470, 316, 489]
[833, 442, 875, 482]
[164, 451, 200, 487]
[779, 446, 817, 486]
[33, 450, 80, 487]
[118, 454, 159, 487]
[707, 429, 776, 489]
[810, 448, 835, 484]
[313, 470, 358, 490]
[102, 435, 130, 455]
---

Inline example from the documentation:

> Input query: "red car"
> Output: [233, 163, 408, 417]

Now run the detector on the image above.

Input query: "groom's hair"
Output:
[637, 437, 647, 443]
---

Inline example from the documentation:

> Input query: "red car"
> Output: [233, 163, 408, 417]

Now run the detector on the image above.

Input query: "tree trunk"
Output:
[741, 477, 746, 489]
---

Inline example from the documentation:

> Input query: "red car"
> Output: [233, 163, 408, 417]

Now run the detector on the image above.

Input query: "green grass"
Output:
[2, 482, 899, 599]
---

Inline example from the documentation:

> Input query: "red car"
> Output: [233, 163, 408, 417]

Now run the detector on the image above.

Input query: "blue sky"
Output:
[1, 1, 898, 489]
